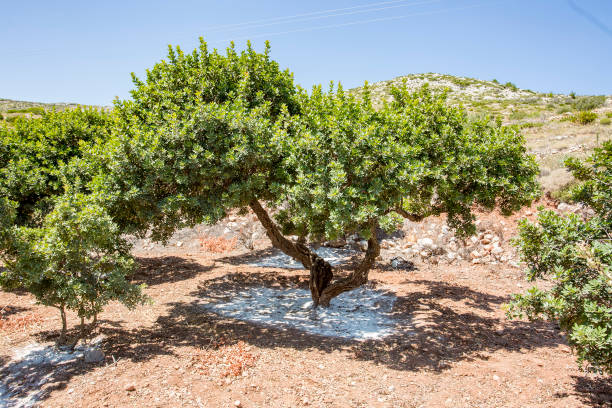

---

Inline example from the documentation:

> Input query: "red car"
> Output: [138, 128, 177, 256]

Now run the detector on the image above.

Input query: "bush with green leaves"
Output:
[0, 109, 147, 343]
[573, 95, 606, 111]
[504, 81, 518, 92]
[0, 108, 113, 226]
[0, 193, 147, 343]
[508, 141, 612, 374]
[600, 117, 611, 126]
[99, 39, 540, 306]
[571, 111, 598, 125]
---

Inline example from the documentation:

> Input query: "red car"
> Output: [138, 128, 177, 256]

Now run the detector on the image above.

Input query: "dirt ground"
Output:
[1, 206, 611, 408]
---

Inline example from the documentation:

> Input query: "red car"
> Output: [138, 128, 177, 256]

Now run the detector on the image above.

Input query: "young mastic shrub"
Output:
[573, 95, 606, 111]
[98, 38, 540, 307]
[572, 111, 598, 125]
[0, 109, 147, 343]
[601, 118, 611, 125]
[0, 193, 147, 343]
[508, 141, 612, 374]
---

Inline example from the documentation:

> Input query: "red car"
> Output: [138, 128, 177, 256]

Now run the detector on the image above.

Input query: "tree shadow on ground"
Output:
[0, 305, 30, 317]
[87, 271, 563, 374]
[1, 260, 605, 406]
[569, 375, 612, 406]
[130, 256, 214, 286]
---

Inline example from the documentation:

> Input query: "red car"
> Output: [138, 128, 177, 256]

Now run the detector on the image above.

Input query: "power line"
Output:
[210, 1, 504, 45]
[204, 0, 443, 34]
[205, 0, 430, 31]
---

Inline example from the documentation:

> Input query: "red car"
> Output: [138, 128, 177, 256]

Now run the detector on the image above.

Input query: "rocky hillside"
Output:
[0, 98, 99, 123]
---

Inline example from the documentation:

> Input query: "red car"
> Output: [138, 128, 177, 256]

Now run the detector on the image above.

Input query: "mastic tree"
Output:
[508, 142, 611, 374]
[101, 38, 540, 307]
[0, 110, 147, 343]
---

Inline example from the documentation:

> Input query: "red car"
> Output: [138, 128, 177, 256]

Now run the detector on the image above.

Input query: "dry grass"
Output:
[199, 236, 237, 253]
[190, 339, 258, 378]
[0, 311, 43, 333]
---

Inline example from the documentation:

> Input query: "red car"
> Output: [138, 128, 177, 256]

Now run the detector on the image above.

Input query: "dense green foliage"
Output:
[508, 142, 612, 373]
[0, 109, 146, 341]
[6, 106, 46, 115]
[275, 83, 539, 240]
[571, 111, 598, 125]
[100, 39, 297, 241]
[98, 40, 539, 246]
[0, 108, 112, 226]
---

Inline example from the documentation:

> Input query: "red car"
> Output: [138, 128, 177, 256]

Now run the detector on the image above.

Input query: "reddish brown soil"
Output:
[1, 202, 610, 408]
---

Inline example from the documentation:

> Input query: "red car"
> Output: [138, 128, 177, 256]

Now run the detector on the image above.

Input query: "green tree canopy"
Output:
[0, 108, 112, 226]
[99, 39, 540, 306]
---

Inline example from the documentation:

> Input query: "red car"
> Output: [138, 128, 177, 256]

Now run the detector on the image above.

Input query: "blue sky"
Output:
[1, 0, 611, 105]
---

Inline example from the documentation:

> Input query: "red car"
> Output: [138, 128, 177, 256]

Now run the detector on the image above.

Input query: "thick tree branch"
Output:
[393, 207, 425, 222]
[317, 221, 380, 307]
[249, 199, 312, 268]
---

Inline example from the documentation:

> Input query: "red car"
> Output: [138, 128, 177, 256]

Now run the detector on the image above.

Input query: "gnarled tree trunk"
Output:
[249, 199, 379, 307]
[317, 224, 379, 307]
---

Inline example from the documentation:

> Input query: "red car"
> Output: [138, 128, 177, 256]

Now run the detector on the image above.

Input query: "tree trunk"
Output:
[250, 199, 335, 304]
[317, 223, 380, 307]
[309, 253, 333, 307]
[58, 306, 67, 344]
[249, 199, 379, 308]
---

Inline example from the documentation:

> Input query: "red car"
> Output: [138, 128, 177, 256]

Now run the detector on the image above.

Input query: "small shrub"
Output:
[570, 91, 576, 99]
[519, 122, 544, 129]
[504, 82, 518, 92]
[572, 111, 598, 125]
[573, 95, 606, 111]
[509, 110, 529, 120]
[556, 105, 571, 114]
[601, 118, 611, 125]
[606, 112, 612, 118]
[508, 142, 612, 374]
[492, 78, 499, 84]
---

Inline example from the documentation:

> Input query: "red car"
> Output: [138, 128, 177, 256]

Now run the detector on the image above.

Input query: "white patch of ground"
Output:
[249, 247, 356, 269]
[0, 342, 98, 408]
[200, 286, 399, 340]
